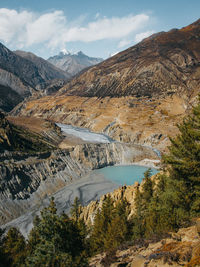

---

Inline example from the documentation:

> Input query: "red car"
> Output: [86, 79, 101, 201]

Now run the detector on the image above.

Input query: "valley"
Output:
[12, 94, 187, 152]
[0, 16, 199, 266]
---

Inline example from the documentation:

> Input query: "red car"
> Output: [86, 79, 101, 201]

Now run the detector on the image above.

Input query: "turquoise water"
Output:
[96, 165, 159, 185]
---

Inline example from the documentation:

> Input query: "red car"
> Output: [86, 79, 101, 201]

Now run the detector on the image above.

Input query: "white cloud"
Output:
[61, 14, 149, 43]
[26, 11, 66, 46]
[118, 39, 131, 48]
[0, 8, 151, 51]
[0, 8, 33, 45]
[135, 30, 155, 43]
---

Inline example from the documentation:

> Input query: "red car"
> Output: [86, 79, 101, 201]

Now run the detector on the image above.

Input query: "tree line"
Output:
[1, 97, 200, 266]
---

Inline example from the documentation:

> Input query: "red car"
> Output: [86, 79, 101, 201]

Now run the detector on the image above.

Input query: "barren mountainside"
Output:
[14, 50, 70, 82]
[0, 44, 70, 111]
[14, 19, 200, 151]
[57, 19, 200, 98]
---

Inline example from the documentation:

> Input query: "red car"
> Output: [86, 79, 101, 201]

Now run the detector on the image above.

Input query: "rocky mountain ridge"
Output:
[13, 19, 200, 151]
[0, 43, 70, 111]
[48, 50, 103, 76]
[0, 112, 58, 152]
[57, 19, 200, 98]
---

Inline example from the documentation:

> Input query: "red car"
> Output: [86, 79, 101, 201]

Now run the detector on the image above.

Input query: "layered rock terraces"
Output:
[0, 142, 157, 225]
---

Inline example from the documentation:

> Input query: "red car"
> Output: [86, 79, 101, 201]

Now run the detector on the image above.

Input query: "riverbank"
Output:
[4, 171, 119, 237]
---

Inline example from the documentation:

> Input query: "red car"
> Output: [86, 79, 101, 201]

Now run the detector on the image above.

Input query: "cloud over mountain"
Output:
[0, 8, 152, 51]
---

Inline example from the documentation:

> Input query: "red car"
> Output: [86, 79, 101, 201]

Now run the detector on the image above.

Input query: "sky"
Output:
[0, 0, 199, 59]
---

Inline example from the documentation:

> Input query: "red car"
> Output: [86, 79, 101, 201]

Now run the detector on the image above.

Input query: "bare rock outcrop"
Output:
[90, 221, 200, 267]
[0, 142, 157, 225]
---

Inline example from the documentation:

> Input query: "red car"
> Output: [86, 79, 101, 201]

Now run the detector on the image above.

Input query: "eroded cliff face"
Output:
[80, 183, 140, 226]
[0, 142, 157, 224]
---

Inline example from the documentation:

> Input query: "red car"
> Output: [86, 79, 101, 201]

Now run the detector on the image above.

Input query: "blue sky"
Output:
[0, 0, 199, 59]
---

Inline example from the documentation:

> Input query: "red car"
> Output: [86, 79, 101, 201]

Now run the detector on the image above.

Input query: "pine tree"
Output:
[90, 209, 105, 253]
[132, 169, 155, 238]
[90, 195, 116, 253]
[0, 228, 6, 266]
[27, 199, 88, 266]
[142, 168, 153, 202]
[164, 97, 200, 220]
[90, 195, 132, 253]
[70, 197, 82, 222]
[132, 185, 145, 239]
[3, 227, 26, 266]
[104, 199, 130, 251]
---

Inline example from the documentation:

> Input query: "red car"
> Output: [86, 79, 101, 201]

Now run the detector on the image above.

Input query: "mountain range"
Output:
[0, 19, 200, 265]
[14, 19, 200, 152]
[57, 19, 200, 98]
[48, 50, 103, 76]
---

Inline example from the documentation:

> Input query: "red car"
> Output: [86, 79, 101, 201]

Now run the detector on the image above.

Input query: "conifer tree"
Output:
[90, 195, 115, 253]
[164, 97, 200, 220]
[90, 209, 105, 253]
[3, 227, 26, 266]
[27, 198, 88, 266]
[70, 197, 82, 222]
[132, 169, 154, 238]
[142, 168, 153, 203]
[90, 195, 131, 253]
[105, 199, 130, 251]
[0, 228, 6, 266]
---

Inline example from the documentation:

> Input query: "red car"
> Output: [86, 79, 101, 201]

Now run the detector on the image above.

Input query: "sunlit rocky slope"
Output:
[13, 19, 200, 151]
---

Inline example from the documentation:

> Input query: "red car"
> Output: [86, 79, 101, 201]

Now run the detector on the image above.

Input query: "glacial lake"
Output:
[96, 165, 159, 185]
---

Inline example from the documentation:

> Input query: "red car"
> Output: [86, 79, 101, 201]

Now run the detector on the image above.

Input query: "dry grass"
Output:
[185, 242, 200, 267]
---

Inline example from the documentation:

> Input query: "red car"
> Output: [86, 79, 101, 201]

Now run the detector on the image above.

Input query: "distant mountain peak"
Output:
[48, 50, 103, 76]
[76, 51, 85, 56]
[56, 19, 200, 98]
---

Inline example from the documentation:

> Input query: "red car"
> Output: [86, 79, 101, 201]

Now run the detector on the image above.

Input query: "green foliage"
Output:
[105, 199, 130, 251]
[26, 198, 88, 266]
[0, 228, 7, 266]
[132, 169, 154, 239]
[26, 240, 73, 267]
[2, 97, 200, 263]
[70, 197, 82, 222]
[163, 100, 200, 218]
[3, 227, 27, 266]
[132, 97, 200, 239]
[0, 198, 88, 266]
[90, 195, 131, 254]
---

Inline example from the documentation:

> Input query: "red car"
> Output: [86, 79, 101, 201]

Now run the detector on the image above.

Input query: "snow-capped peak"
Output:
[60, 49, 71, 55]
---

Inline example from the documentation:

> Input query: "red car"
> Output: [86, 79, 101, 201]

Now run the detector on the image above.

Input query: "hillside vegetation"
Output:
[1, 95, 200, 266]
